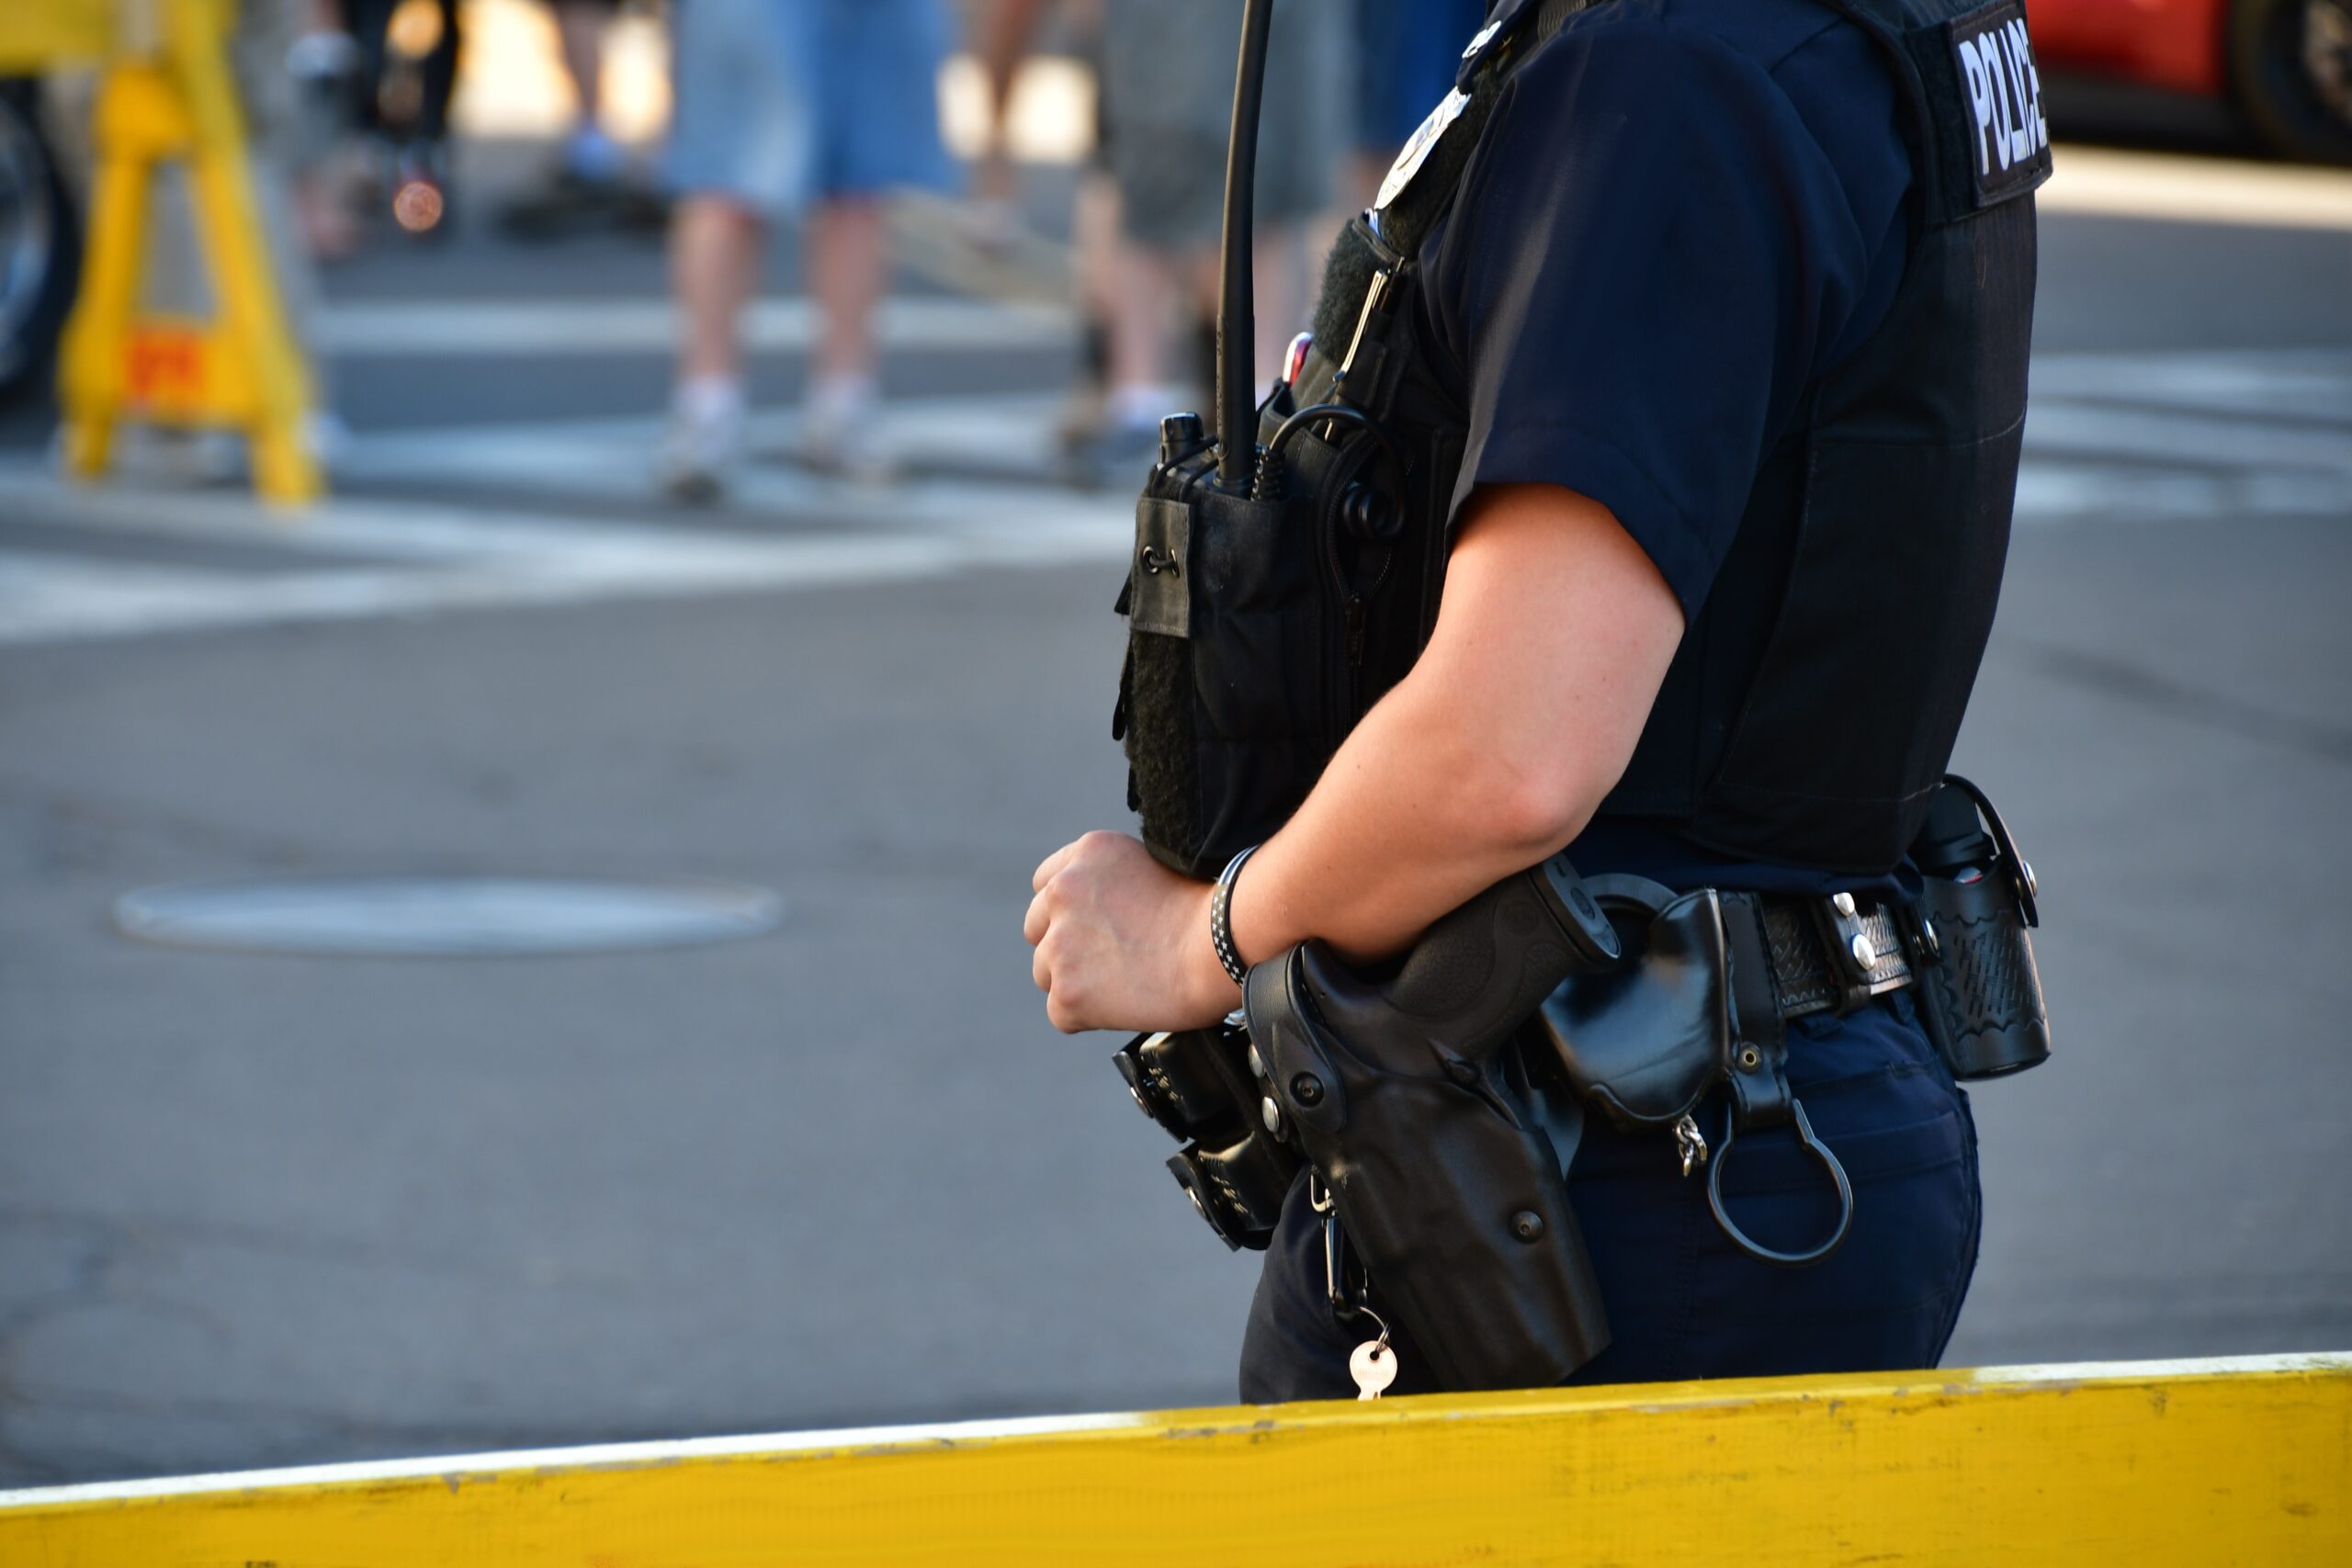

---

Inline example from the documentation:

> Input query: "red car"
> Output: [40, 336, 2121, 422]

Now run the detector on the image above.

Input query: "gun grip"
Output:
[1376, 853, 1622, 1062]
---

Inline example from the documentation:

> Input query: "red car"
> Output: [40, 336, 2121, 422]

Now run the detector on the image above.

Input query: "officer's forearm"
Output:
[1231, 692, 1574, 968]
[1226, 483, 1684, 969]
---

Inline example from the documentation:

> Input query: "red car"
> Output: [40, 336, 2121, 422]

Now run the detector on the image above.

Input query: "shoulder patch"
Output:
[1374, 87, 1472, 215]
[1946, 0, 2051, 207]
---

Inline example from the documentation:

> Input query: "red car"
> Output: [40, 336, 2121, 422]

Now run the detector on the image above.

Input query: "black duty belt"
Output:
[1733, 893, 1915, 1021]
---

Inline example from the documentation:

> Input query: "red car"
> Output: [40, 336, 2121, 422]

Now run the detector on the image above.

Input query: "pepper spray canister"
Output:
[1906, 777, 2052, 1079]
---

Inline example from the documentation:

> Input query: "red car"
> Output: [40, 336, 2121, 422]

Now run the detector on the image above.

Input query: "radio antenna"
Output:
[1216, 0, 1275, 491]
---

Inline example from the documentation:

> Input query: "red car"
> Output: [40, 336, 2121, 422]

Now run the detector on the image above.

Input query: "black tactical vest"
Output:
[1598, 0, 2047, 873]
[1116, 0, 2046, 881]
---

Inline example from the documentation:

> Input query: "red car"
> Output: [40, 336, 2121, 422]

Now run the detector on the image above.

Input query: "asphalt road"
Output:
[2, 142, 2349, 1485]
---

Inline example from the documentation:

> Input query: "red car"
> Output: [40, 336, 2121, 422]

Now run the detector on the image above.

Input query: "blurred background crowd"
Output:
[10, 0, 1522, 496]
[8, 0, 2343, 499]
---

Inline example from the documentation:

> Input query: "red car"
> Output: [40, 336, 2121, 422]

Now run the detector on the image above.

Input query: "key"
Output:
[1350, 1337, 1397, 1400]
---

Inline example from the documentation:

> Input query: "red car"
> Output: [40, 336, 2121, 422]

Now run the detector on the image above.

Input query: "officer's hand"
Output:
[1024, 831, 1235, 1033]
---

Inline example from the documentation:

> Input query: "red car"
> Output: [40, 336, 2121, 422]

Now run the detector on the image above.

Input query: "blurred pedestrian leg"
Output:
[554, 0, 625, 182]
[348, 0, 461, 237]
[800, 194, 888, 474]
[664, 195, 767, 502]
[498, 0, 653, 236]
[1085, 0, 1348, 487]
[662, 0, 807, 500]
[793, 0, 954, 480]
[662, 0, 953, 500]
[286, 17, 363, 260]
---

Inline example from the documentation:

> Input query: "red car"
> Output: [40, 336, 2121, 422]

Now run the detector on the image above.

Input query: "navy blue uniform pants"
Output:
[1238, 991, 1982, 1400]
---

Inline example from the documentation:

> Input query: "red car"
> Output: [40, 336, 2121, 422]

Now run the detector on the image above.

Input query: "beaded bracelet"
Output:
[1210, 844, 1260, 987]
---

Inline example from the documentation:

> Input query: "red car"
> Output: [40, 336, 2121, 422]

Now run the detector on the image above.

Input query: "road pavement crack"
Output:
[0, 775, 323, 880]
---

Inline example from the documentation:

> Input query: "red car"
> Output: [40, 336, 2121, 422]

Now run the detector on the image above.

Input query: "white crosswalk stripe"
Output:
[315, 297, 1076, 358]
[1, 350, 2345, 647]
[2018, 348, 2352, 525]
[0, 390, 1130, 647]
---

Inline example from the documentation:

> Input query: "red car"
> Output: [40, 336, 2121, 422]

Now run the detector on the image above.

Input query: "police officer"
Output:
[1025, 0, 2044, 1399]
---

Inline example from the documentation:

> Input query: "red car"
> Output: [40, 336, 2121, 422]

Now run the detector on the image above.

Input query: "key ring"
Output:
[1317, 1176, 1375, 1321]
[1704, 1097, 1854, 1268]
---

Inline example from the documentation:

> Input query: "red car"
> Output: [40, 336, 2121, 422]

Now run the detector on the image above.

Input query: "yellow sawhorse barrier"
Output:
[2, 0, 321, 504]
[0, 1352, 2345, 1566]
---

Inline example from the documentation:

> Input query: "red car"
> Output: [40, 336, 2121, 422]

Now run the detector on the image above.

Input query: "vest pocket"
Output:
[1118, 485, 1335, 879]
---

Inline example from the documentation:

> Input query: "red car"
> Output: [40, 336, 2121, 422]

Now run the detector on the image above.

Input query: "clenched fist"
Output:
[1023, 830, 1237, 1033]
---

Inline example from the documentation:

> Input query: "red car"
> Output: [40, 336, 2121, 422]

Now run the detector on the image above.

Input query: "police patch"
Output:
[1947, 0, 2052, 207]
[1374, 86, 1471, 215]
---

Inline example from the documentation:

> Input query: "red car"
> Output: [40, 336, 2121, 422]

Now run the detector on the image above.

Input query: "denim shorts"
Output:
[667, 0, 953, 217]
[1100, 0, 1348, 248]
[1238, 989, 1984, 1400]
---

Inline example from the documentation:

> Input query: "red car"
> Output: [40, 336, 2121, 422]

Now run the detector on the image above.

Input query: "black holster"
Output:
[1244, 854, 1623, 1389]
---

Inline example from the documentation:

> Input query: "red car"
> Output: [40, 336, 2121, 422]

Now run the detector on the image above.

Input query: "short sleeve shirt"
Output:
[1411, 0, 1922, 897]
[1418, 0, 1917, 624]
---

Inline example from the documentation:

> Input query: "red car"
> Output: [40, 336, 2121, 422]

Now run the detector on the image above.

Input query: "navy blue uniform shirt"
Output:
[1413, 0, 1918, 898]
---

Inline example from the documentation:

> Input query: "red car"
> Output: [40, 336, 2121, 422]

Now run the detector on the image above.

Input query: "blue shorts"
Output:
[1238, 989, 1983, 1399]
[667, 0, 954, 217]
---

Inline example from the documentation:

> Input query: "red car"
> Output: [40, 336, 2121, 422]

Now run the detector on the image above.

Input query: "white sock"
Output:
[673, 375, 743, 427]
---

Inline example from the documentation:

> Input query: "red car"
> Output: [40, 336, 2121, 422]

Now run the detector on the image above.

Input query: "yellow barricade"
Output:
[1, 1352, 2344, 1565]
[2, 0, 321, 504]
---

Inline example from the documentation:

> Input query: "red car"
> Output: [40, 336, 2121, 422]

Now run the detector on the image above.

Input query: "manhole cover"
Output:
[112, 877, 785, 957]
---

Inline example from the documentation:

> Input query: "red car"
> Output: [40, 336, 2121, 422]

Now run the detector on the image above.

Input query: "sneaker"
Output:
[657, 399, 743, 504]
[799, 376, 896, 484]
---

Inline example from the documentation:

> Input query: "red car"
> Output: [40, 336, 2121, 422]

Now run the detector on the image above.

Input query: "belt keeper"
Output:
[1718, 894, 1788, 1055]
[1810, 892, 1879, 1015]
[1719, 894, 1794, 1133]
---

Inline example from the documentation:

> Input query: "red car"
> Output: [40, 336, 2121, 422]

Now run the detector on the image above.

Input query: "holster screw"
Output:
[1290, 1073, 1325, 1107]
[1510, 1210, 1544, 1242]
[1736, 1043, 1763, 1073]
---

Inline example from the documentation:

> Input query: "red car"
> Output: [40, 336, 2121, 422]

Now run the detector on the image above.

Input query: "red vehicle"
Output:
[2033, 0, 2352, 161]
